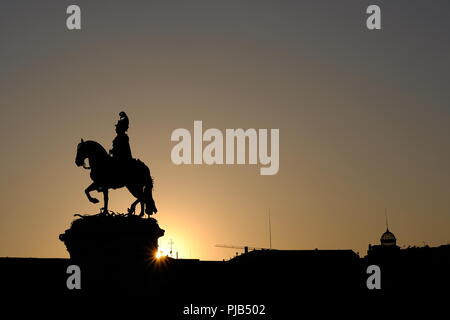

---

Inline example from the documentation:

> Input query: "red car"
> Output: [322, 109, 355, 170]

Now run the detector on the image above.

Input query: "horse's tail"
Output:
[141, 161, 157, 215]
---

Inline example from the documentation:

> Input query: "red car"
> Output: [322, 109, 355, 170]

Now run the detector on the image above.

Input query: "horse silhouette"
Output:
[75, 139, 157, 216]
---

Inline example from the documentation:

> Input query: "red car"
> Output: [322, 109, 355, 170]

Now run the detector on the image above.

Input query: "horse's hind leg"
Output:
[138, 199, 145, 217]
[126, 185, 144, 216]
[137, 194, 145, 217]
[128, 198, 140, 215]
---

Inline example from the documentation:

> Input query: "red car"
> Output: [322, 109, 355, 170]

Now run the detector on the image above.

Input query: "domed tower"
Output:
[367, 212, 400, 257]
[380, 211, 397, 246]
[380, 229, 397, 246]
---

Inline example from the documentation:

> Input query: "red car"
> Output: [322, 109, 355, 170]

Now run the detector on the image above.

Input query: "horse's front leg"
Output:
[102, 189, 109, 213]
[85, 183, 99, 204]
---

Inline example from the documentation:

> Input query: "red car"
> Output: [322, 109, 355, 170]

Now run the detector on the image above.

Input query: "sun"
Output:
[155, 248, 169, 260]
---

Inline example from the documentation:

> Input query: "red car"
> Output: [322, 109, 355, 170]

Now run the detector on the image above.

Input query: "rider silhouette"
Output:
[110, 112, 132, 184]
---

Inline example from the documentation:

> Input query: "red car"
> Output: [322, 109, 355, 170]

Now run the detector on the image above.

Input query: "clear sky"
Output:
[1, 1, 450, 260]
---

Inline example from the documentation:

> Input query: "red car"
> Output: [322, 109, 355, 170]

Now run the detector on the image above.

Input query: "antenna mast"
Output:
[385, 208, 389, 230]
[269, 209, 272, 250]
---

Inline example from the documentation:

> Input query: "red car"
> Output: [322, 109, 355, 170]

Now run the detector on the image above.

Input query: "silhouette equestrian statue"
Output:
[75, 112, 158, 216]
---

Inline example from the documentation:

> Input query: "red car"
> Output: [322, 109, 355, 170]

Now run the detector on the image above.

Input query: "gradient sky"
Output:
[1, 1, 450, 260]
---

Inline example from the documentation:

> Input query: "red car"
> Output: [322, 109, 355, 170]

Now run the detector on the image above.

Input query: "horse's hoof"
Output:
[90, 198, 99, 204]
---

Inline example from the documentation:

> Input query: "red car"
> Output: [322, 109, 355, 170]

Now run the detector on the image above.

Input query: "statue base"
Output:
[59, 212, 165, 264]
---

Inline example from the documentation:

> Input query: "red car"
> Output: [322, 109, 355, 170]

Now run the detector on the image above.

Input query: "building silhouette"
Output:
[365, 225, 450, 294]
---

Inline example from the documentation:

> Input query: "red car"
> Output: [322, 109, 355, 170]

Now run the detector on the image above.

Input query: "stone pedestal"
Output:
[59, 213, 165, 293]
[59, 213, 165, 264]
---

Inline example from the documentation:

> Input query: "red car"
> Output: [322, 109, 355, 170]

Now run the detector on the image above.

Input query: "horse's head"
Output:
[75, 138, 87, 167]
[75, 139, 108, 169]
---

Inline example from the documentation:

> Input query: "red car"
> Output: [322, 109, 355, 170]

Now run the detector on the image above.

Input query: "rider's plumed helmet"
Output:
[115, 111, 129, 132]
